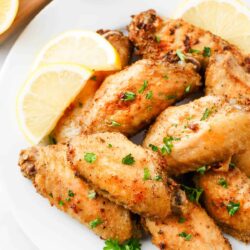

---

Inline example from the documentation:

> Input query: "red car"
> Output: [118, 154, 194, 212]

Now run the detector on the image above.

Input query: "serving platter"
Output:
[0, 0, 248, 249]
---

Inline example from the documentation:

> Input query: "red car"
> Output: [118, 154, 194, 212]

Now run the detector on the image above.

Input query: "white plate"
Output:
[0, 0, 248, 249]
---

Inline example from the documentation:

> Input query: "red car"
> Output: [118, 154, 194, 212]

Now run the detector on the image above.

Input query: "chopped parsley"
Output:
[227, 201, 240, 216]
[163, 74, 169, 80]
[122, 154, 135, 165]
[178, 217, 186, 223]
[89, 218, 103, 229]
[103, 238, 141, 250]
[229, 162, 236, 169]
[84, 152, 97, 163]
[146, 90, 153, 100]
[58, 200, 65, 206]
[196, 166, 207, 175]
[108, 143, 112, 148]
[138, 80, 148, 94]
[178, 232, 192, 241]
[143, 168, 151, 181]
[110, 120, 121, 127]
[166, 94, 177, 100]
[68, 190, 75, 197]
[91, 75, 97, 81]
[203, 47, 211, 57]
[88, 190, 96, 199]
[149, 144, 158, 152]
[161, 136, 180, 155]
[182, 185, 203, 203]
[218, 178, 228, 188]
[185, 85, 191, 93]
[176, 49, 186, 61]
[201, 108, 211, 121]
[121, 91, 136, 101]
[189, 48, 201, 54]
[153, 175, 163, 181]
[155, 35, 161, 43]
[65, 197, 71, 202]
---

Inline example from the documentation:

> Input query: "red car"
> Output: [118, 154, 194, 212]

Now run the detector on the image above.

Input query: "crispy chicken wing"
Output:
[144, 203, 231, 250]
[205, 51, 250, 106]
[143, 96, 250, 175]
[53, 30, 132, 143]
[83, 59, 201, 136]
[67, 132, 188, 219]
[232, 149, 250, 177]
[128, 9, 249, 68]
[195, 168, 250, 243]
[18, 144, 136, 243]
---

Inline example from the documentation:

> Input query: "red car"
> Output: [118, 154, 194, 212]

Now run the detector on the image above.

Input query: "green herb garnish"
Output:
[227, 201, 240, 216]
[138, 80, 148, 94]
[121, 91, 136, 101]
[149, 144, 158, 152]
[89, 218, 103, 229]
[122, 154, 135, 165]
[163, 74, 169, 80]
[103, 238, 141, 250]
[178, 217, 186, 223]
[229, 162, 236, 169]
[176, 49, 186, 61]
[166, 94, 177, 100]
[155, 35, 161, 43]
[48, 135, 57, 145]
[161, 136, 180, 155]
[189, 48, 201, 54]
[178, 232, 192, 241]
[88, 190, 96, 199]
[68, 190, 75, 197]
[108, 144, 112, 148]
[203, 47, 211, 57]
[153, 175, 163, 181]
[143, 168, 151, 181]
[182, 185, 203, 203]
[196, 166, 207, 175]
[91, 75, 97, 81]
[110, 120, 121, 127]
[84, 152, 97, 163]
[218, 178, 228, 188]
[201, 108, 211, 121]
[146, 90, 153, 100]
[58, 200, 65, 206]
[185, 85, 191, 93]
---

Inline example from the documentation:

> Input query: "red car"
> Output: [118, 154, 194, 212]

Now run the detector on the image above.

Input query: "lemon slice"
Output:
[17, 64, 93, 144]
[173, 0, 250, 54]
[0, 0, 19, 35]
[32, 30, 121, 71]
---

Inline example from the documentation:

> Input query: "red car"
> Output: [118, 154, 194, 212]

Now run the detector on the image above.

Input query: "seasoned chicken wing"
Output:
[18, 144, 136, 243]
[53, 30, 132, 143]
[195, 168, 250, 243]
[205, 51, 250, 106]
[83, 59, 201, 136]
[144, 203, 231, 250]
[232, 148, 250, 177]
[143, 96, 250, 175]
[128, 9, 249, 68]
[67, 132, 188, 219]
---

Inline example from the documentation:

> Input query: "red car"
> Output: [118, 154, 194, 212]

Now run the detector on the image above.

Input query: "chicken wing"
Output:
[67, 132, 188, 219]
[232, 149, 250, 177]
[128, 9, 249, 68]
[53, 30, 132, 143]
[18, 144, 136, 243]
[143, 96, 250, 175]
[83, 59, 201, 136]
[144, 203, 231, 250]
[195, 168, 250, 243]
[205, 51, 250, 106]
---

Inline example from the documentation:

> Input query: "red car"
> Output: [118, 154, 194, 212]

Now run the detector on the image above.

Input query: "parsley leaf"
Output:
[166, 94, 177, 100]
[149, 144, 158, 152]
[185, 85, 191, 93]
[153, 175, 163, 181]
[182, 185, 203, 203]
[161, 136, 180, 155]
[178, 232, 192, 241]
[176, 50, 186, 61]
[143, 168, 151, 181]
[138, 80, 148, 94]
[110, 120, 121, 127]
[178, 217, 186, 223]
[146, 90, 153, 100]
[196, 166, 207, 175]
[89, 218, 103, 228]
[121, 91, 136, 101]
[122, 154, 135, 165]
[58, 200, 65, 206]
[189, 48, 200, 54]
[84, 153, 97, 163]
[203, 47, 211, 57]
[227, 201, 240, 216]
[163, 74, 169, 80]
[68, 190, 75, 197]
[201, 108, 211, 121]
[155, 35, 161, 43]
[229, 162, 236, 169]
[88, 190, 96, 199]
[103, 238, 141, 250]
[218, 178, 228, 188]
[91, 75, 97, 81]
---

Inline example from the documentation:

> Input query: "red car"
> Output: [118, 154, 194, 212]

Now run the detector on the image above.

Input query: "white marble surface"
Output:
[0, 35, 37, 250]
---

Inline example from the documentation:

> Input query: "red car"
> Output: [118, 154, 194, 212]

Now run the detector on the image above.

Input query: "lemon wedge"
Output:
[0, 0, 19, 35]
[32, 30, 122, 71]
[173, 0, 250, 54]
[17, 64, 93, 144]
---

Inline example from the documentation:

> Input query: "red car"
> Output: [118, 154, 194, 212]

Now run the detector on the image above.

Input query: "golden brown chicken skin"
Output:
[67, 132, 188, 219]
[53, 30, 132, 143]
[18, 145, 135, 243]
[205, 51, 250, 106]
[232, 148, 250, 177]
[143, 96, 250, 175]
[128, 9, 249, 68]
[83, 59, 201, 136]
[196, 168, 250, 243]
[144, 203, 231, 250]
